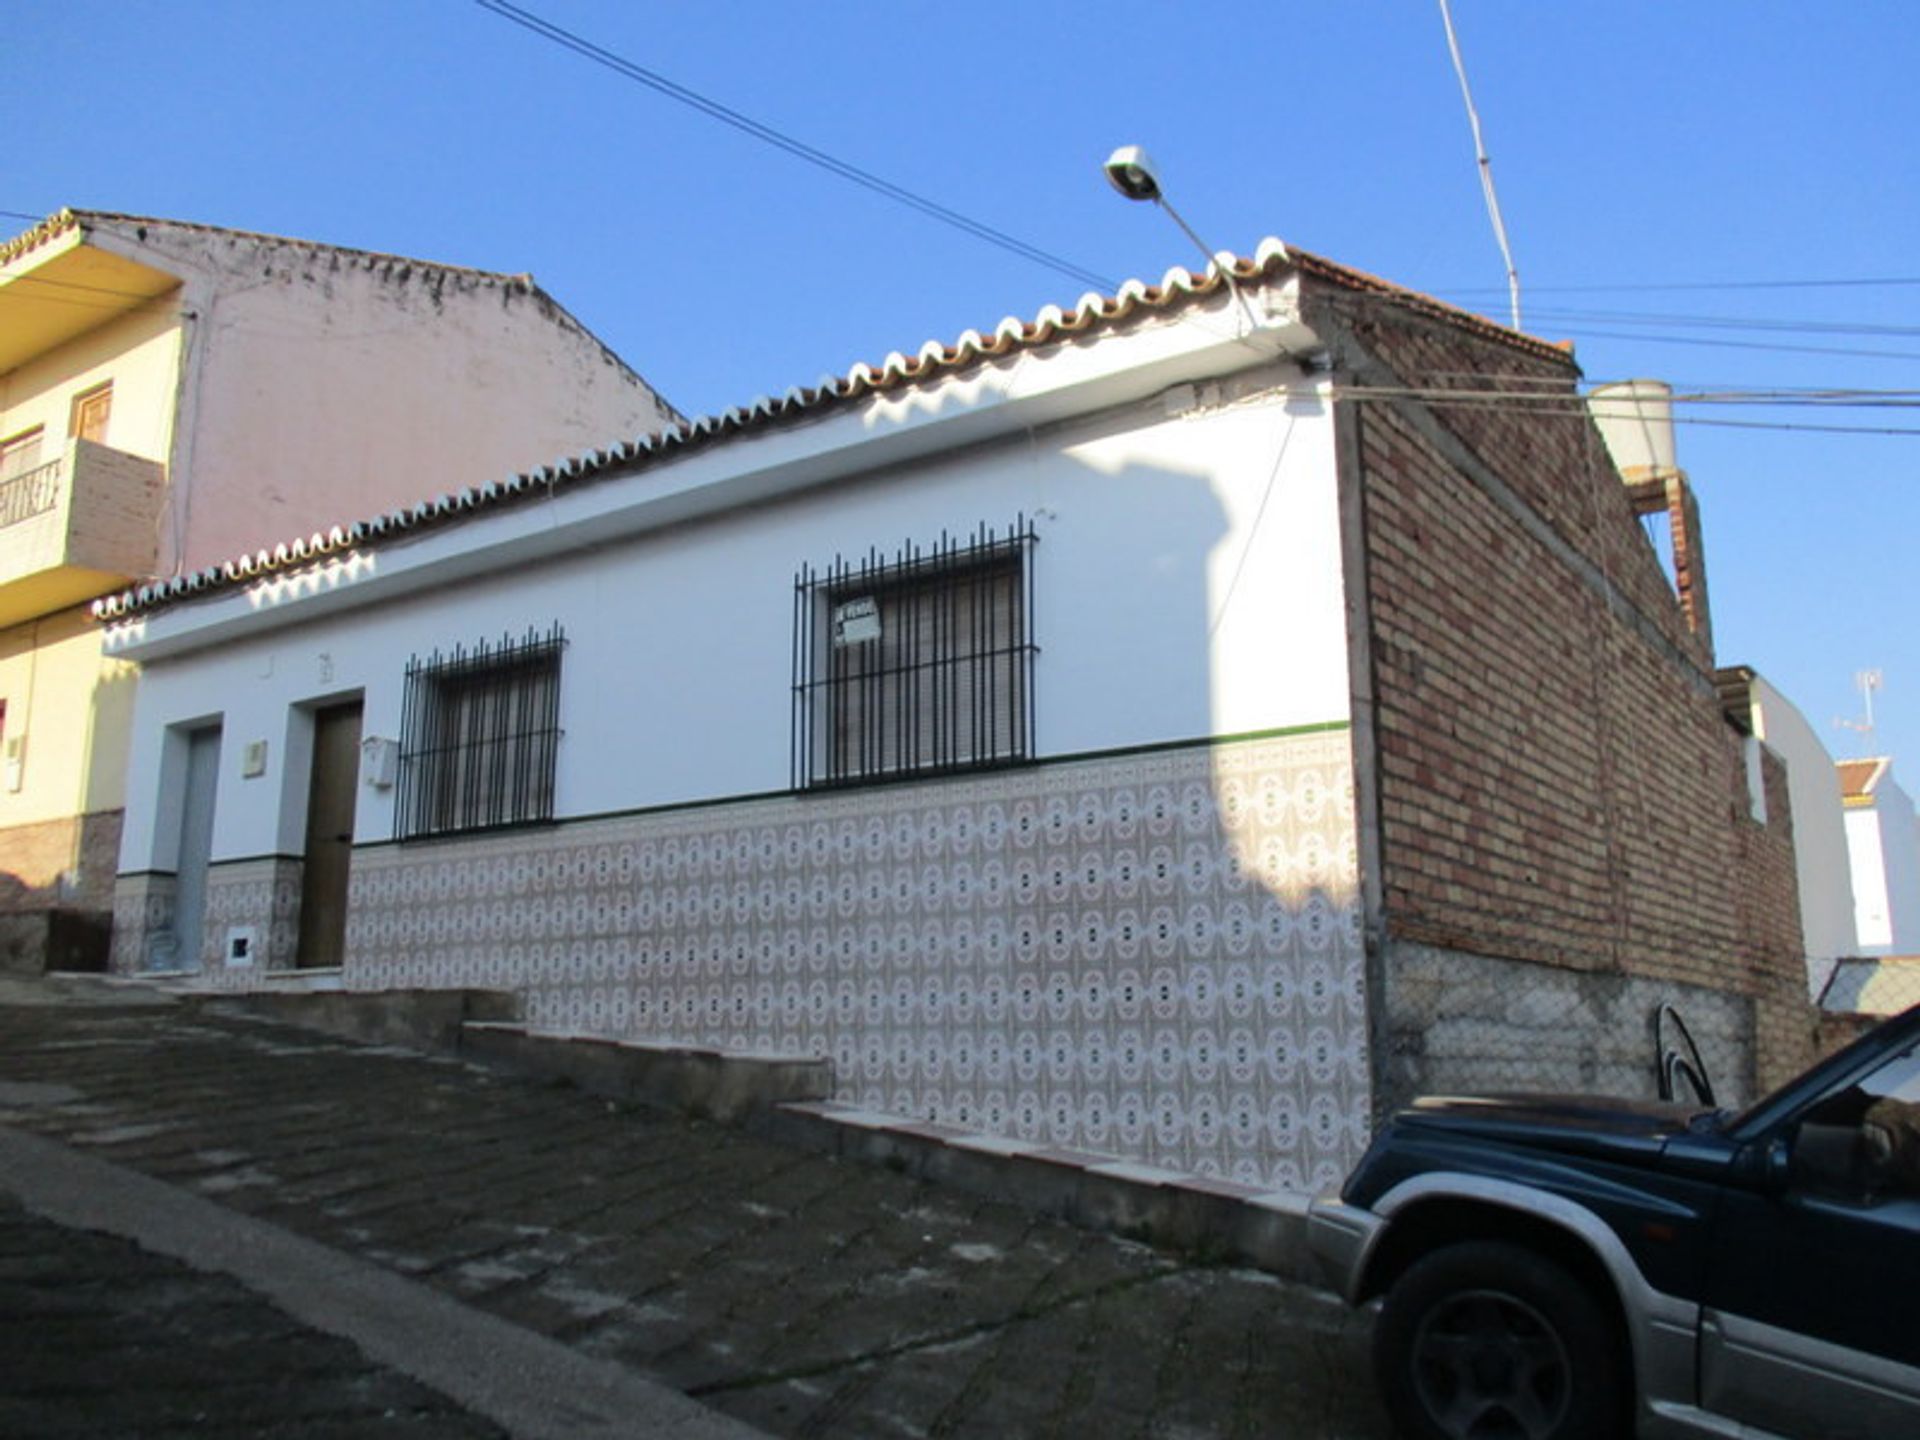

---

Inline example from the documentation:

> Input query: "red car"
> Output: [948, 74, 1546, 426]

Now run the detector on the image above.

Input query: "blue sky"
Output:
[7, 1, 1918, 772]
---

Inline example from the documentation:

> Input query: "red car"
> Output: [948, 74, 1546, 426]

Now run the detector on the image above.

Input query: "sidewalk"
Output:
[0, 977, 1390, 1438]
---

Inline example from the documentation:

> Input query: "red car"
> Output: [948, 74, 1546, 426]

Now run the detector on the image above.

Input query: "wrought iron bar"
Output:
[395, 622, 565, 838]
[790, 516, 1037, 790]
[0, 457, 64, 529]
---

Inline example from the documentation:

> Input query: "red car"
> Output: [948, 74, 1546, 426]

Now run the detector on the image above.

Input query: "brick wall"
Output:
[0, 810, 122, 912]
[67, 439, 165, 580]
[1327, 293, 1813, 1096]
[0, 809, 122, 971]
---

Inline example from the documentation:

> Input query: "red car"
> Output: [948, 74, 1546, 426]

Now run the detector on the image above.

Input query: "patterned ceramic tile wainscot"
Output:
[345, 731, 1365, 1188]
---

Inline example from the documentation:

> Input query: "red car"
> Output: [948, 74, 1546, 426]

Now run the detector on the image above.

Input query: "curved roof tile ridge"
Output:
[0, 208, 82, 267]
[92, 235, 1572, 622]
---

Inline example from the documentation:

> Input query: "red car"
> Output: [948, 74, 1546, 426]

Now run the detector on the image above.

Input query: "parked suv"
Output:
[1308, 1005, 1920, 1439]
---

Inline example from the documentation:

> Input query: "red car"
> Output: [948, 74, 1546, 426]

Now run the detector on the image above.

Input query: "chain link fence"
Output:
[1822, 956, 1920, 1019]
[1382, 946, 1755, 1112]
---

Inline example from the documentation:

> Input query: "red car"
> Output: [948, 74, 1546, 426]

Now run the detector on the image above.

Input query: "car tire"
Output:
[1373, 1240, 1625, 1440]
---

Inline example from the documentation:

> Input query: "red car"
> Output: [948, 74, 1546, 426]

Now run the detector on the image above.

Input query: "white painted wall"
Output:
[1749, 675, 1858, 989]
[1848, 808, 1891, 951]
[1848, 767, 1920, 955]
[114, 368, 1349, 874]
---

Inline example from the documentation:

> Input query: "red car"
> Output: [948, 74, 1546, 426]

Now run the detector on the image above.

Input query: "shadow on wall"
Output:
[0, 649, 137, 975]
[80, 661, 139, 815]
[0, 869, 110, 974]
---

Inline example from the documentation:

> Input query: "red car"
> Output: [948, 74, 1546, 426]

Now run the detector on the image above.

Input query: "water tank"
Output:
[1589, 379, 1678, 479]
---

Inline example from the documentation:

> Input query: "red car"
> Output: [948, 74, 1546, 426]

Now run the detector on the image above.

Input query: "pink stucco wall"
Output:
[93, 221, 677, 574]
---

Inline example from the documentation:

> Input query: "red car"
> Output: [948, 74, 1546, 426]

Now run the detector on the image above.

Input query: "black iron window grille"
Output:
[396, 623, 564, 838]
[792, 518, 1037, 789]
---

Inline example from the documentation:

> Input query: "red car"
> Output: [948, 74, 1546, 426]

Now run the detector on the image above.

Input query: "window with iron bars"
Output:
[395, 624, 564, 838]
[792, 519, 1036, 789]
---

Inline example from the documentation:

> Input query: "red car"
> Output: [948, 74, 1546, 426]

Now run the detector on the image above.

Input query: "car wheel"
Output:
[1374, 1240, 1625, 1440]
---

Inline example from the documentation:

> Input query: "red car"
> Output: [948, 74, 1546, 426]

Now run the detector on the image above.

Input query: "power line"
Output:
[1522, 307, 1920, 340]
[470, 0, 1119, 294]
[1316, 291, 1920, 361]
[1561, 328, 1920, 363]
[8, 196, 1915, 306]
[20, 250, 1920, 352]
[3, 272, 167, 302]
[1440, 276, 1920, 296]
[1334, 384, 1920, 436]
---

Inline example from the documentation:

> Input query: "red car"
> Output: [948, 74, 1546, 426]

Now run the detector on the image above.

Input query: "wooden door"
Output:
[297, 702, 362, 969]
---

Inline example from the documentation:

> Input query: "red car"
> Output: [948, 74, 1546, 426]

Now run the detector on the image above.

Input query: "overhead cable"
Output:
[470, 0, 1119, 294]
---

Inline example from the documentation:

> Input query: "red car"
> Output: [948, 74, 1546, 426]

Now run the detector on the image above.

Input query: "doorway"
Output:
[296, 701, 362, 969]
[171, 724, 221, 972]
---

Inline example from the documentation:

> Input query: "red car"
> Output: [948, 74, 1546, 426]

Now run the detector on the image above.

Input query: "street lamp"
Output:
[1102, 145, 1263, 334]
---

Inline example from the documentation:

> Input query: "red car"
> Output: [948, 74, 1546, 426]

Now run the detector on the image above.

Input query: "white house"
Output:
[1720, 669, 1859, 996]
[99, 240, 1813, 1189]
[0, 209, 677, 972]
[1840, 757, 1920, 955]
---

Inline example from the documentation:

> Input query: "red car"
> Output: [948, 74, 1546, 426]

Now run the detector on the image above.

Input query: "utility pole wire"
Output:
[471, 0, 1118, 295]
[1437, 0, 1522, 331]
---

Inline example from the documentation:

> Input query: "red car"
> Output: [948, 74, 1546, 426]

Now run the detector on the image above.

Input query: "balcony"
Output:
[0, 439, 165, 627]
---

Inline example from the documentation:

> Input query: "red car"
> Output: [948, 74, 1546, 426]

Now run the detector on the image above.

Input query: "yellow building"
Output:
[0, 209, 676, 970]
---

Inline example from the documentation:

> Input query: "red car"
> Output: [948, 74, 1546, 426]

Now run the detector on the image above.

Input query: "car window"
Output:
[1731, 1006, 1920, 1135]
[1791, 1043, 1920, 1205]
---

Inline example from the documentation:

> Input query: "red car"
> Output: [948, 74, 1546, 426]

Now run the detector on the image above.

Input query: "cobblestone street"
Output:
[0, 980, 1390, 1438]
[0, 1197, 504, 1439]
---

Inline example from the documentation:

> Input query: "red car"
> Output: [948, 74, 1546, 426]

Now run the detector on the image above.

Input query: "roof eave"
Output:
[103, 292, 1325, 663]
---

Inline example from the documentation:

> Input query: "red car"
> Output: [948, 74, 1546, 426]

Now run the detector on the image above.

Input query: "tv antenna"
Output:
[1836, 668, 1884, 750]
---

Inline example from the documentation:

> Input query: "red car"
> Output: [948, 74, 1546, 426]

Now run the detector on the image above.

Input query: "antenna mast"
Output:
[1437, 0, 1522, 331]
[1837, 668, 1884, 751]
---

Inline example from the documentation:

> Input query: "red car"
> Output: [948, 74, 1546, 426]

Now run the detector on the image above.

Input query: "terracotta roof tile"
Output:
[1838, 757, 1888, 802]
[0, 208, 82, 267]
[93, 236, 1576, 621]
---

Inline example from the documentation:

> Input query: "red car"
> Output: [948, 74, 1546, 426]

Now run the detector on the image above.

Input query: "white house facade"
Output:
[1732, 672, 1859, 995]
[1842, 758, 1920, 955]
[104, 255, 1374, 1190]
[101, 238, 1819, 1189]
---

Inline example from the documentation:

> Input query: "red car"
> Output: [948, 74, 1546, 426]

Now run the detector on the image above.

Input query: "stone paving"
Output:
[0, 980, 1391, 1438]
[0, 1196, 505, 1439]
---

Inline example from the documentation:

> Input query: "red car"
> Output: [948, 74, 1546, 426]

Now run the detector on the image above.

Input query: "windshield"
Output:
[1731, 1004, 1920, 1137]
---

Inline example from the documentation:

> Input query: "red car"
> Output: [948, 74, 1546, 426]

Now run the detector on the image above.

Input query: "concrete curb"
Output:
[97, 979, 1321, 1285]
[172, 988, 833, 1126]
[755, 1101, 1319, 1283]
[198, 986, 518, 1051]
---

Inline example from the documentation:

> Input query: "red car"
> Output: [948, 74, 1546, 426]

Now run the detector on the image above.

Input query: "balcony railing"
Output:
[0, 457, 62, 529]
[0, 439, 165, 625]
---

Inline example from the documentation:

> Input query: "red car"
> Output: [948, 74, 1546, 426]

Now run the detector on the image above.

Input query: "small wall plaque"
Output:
[832, 596, 882, 646]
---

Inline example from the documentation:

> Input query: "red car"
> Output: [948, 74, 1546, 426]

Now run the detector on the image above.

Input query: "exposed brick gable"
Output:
[1329, 297, 1810, 1085]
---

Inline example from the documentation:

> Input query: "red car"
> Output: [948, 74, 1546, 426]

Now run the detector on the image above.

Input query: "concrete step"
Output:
[459, 1021, 833, 1124]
